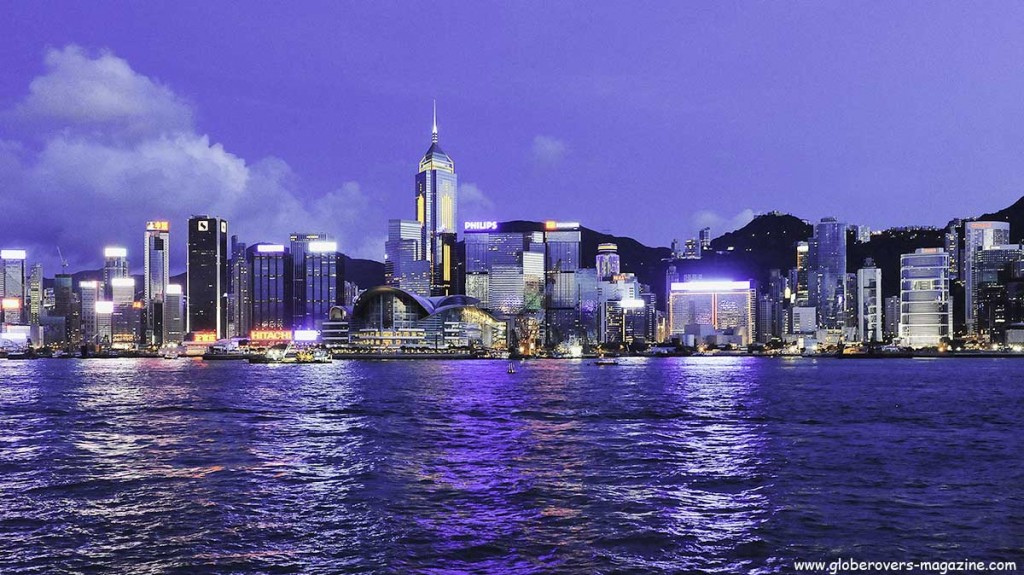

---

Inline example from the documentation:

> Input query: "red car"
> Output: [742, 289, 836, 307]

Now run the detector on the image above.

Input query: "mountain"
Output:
[978, 195, 1024, 243]
[343, 255, 385, 290]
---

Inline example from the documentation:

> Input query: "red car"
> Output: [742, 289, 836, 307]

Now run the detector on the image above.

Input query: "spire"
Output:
[431, 99, 438, 144]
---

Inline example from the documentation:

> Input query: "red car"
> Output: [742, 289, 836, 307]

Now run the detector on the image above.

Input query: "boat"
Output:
[507, 361, 516, 374]
[250, 343, 331, 364]
[595, 358, 620, 366]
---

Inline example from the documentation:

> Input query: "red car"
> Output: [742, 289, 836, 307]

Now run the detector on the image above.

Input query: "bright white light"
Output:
[464, 221, 498, 232]
[1, 298, 20, 310]
[257, 244, 286, 253]
[307, 241, 338, 254]
[79, 281, 99, 289]
[104, 247, 128, 258]
[166, 284, 183, 295]
[111, 278, 135, 287]
[95, 301, 115, 314]
[292, 329, 320, 341]
[1, 249, 27, 260]
[618, 298, 645, 309]
[671, 280, 751, 292]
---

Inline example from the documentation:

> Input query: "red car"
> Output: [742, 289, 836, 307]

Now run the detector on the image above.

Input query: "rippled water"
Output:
[0, 358, 1021, 573]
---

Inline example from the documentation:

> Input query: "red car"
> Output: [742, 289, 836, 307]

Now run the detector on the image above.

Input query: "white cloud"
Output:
[530, 135, 567, 167]
[691, 208, 755, 237]
[458, 182, 495, 222]
[0, 45, 384, 271]
[13, 45, 193, 140]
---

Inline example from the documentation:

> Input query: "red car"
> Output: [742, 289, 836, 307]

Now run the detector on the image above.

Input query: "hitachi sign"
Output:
[464, 221, 498, 232]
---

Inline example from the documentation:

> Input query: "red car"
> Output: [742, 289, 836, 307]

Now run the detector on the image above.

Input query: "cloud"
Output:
[530, 135, 567, 167]
[458, 182, 495, 222]
[12, 45, 193, 140]
[0, 45, 383, 274]
[691, 208, 756, 237]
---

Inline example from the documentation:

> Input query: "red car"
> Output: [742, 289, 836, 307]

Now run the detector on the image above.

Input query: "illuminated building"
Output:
[302, 240, 343, 330]
[963, 221, 1012, 333]
[464, 221, 546, 315]
[899, 248, 951, 348]
[682, 238, 701, 259]
[249, 244, 292, 331]
[103, 247, 129, 299]
[53, 274, 77, 345]
[757, 269, 789, 343]
[808, 218, 847, 330]
[856, 259, 883, 342]
[1, 249, 27, 324]
[668, 280, 755, 345]
[415, 103, 459, 296]
[699, 227, 712, 251]
[162, 284, 184, 344]
[792, 241, 810, 305]
[544, 221, 582, 347]
[289, 232, 332, 326]
[79, 281, 99, 345]
[596, 243, 620, 281]
[144, 220, 170, 345]
[346, 286, 505, 351]
[95, 300, 114, 346]
[884, 296, 900, 340]
[971, 244, 1024, 340]
[229, 237, 251, 339]
[944, 219, 963, 280]
[110, 277, 135, 304]
[187, 215, 229, 338]
[28, 263, 42, 325]
[386, 219, 430, 296]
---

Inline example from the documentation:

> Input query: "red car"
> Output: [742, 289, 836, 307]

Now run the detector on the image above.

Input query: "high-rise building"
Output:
[757, 269, 789, 343]
[53, 274, 78, 346]
[971, 244, 1024, 340]
[289, 232, 332, 327]
[463, 222, 546, 315]
[28, 263, 42, 325]
[415, 104, 458, 295]
[884, 295, 900, 340]
[544, 221, 582, 347]
[103, 247, 129, 299]
[699, 227, 712, 251]
[899, 248, 951, 348]
[667, 280, 755, 345]
[596, 243, 621, 281]
[856, 259, 883, 343]
[963, 221, 1010, 333]
[302, 240, 342, 330]
[944, 219, 963, 280]
[163, 284, 184, 344]
[187, 215, 229, 338]
[144, 220, 170, 346]
[249, 244, 292, 330]
[386, 219, 431, 295]
[793, 241, 810, 305]
[79, 280, 99, 345]
[95, 300, 114, 346]
[1, 249, 27, 324]
[808, 218, 847, 330]
[229, 237, 251, 339]
[110, 277, 136, 304]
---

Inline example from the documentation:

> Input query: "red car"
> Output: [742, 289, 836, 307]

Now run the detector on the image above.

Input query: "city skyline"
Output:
[5, 4, 1024, 275]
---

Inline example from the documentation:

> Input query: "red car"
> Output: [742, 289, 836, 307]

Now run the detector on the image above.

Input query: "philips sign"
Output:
[464, 221, 498, 232]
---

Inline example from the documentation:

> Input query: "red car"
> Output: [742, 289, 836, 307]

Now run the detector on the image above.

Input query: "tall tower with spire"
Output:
[415, 101, 459, 296]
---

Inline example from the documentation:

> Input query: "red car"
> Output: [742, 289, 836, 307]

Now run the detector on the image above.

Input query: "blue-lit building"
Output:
[808, 217, 847, 330]
[415, 105, 459, 296]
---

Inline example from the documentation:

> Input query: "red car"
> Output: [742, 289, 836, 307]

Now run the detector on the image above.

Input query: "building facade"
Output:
[899, 248, 951, 348]
[187, 215, 229, 338]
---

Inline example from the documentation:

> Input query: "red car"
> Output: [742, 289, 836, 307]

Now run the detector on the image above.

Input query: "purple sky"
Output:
[3, 2, 1024, 273]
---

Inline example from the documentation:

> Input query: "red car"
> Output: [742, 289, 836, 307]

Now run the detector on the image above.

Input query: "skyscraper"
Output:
[249, 244, 292, 330]
[229, 237, 251, 339]
[808, 218, 847, 330]
[544, 221, 582, 346]
[144, 220, 170, 346]
[302, 240, 342, 330]
[386, 219, 430, 295]
[1, 249, 27, 324]
[963, 221, 1011, 333]
[187, 215, 229, 338]
[899, 248, 951, 348]
[163, 284, 184, 344]
[28, 263, 42, 325]
[596, 243, 621, 281]
[289, 232, 332, 327]
[415, 103, 458, 296]
[103, 247, 129, 299]
[79, 280, 99, 345]
[856, 259, 882, 343]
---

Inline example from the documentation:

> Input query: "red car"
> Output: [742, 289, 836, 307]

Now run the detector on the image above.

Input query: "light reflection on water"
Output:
[0, 357, 1020, 573]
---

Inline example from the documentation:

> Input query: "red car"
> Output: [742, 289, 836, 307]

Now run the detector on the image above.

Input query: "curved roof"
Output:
[351, 286, 489, 320]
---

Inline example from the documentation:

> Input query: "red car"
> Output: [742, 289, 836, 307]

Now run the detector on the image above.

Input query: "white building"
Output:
[856, 262, 883, 342]
[899, 248, 951, 348]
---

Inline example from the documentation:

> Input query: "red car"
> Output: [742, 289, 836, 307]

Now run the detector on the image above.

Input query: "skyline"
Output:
[5, 3, 1024, 274]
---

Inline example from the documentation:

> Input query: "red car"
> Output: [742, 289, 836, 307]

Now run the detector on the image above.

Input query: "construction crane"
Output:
[56, 246, 69, 272]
